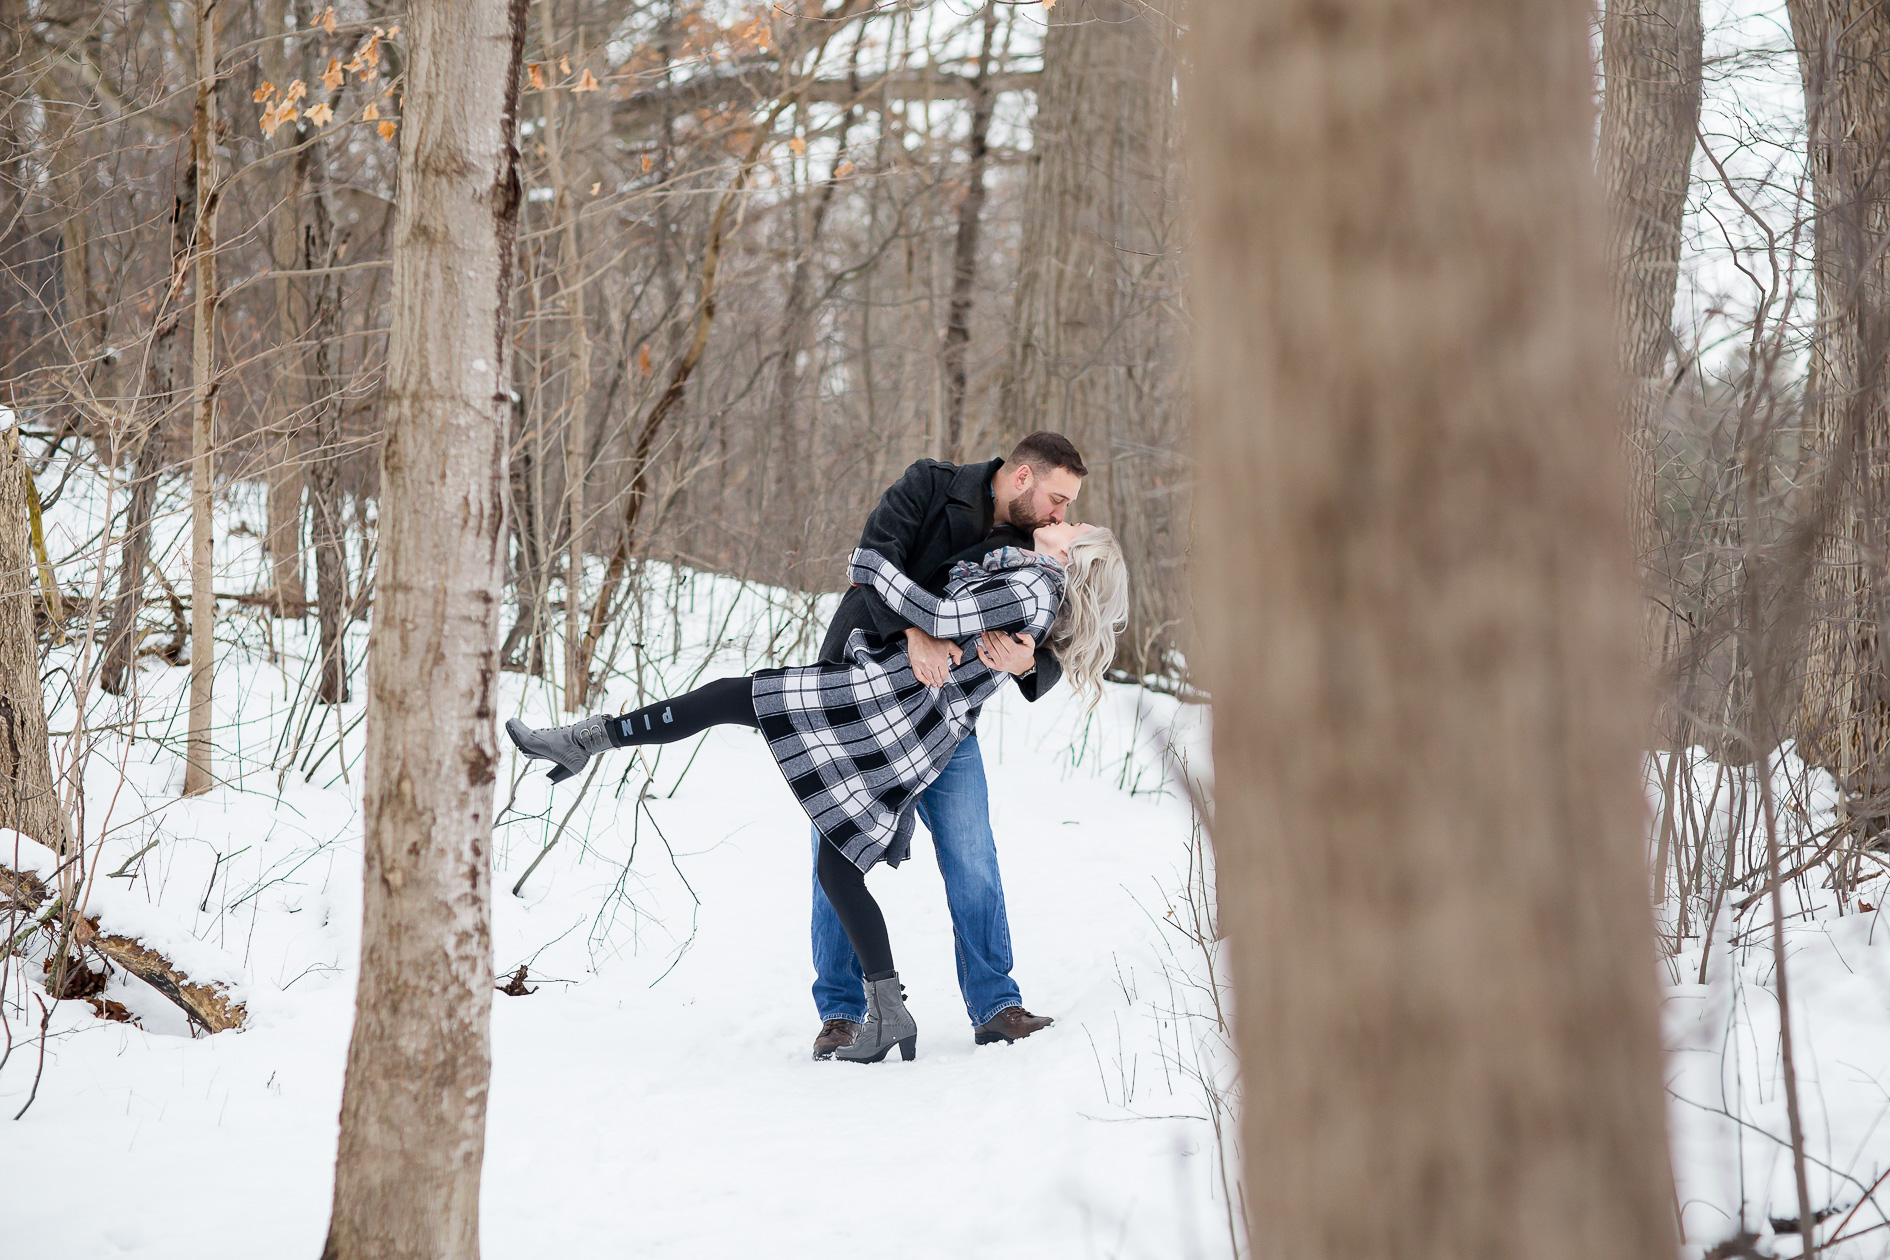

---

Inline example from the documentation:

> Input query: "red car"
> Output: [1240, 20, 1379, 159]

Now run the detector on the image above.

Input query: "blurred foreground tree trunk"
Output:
[0, 424, 68, 852]
[321, 0, 526, 1255]
[1187, 0, 1678, 1256]
[1788, 1, 1890, 832]
[1002, 0, 1186, 678]
[1599, 0, 1702, 570]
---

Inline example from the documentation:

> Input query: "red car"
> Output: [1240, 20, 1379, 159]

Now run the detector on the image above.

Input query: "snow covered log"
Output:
[0, 860, 248, 1033]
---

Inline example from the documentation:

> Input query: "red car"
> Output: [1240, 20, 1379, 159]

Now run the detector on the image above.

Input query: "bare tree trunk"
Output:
[501, 391, 547, 675]
[261, 0, 307, 617]
[99, 171, 195, 698]
[940, 0, 998, 463]
[1001, 0, 1186, 677]
[319, 0, 527, 1254]
[1187, 0, 1678, 1257]
[537, 0, 592, 711]
[304, 185, 350, 706]
[1599, 0, 1703, 571]
[1788, 0, 1890, 834]
[0, 424, 68, 852]
[182, 0, 220, 799]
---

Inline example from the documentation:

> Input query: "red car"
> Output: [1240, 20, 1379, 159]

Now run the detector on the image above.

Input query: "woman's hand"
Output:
[977, 630, 1037, 677]
[905, 626, 963, 688]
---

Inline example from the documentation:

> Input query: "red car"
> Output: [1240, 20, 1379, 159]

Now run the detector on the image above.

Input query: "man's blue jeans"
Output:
[810, 732, 1023, 1027]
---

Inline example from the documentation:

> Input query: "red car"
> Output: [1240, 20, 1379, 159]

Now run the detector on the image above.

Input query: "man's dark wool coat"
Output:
[817, 457, 1063, 701]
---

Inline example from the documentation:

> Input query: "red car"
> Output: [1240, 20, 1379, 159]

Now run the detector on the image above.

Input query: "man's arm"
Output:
[850, 461, 940, 641]
[976, 630, 1063, 701]
[1017, 644, 1063, 702]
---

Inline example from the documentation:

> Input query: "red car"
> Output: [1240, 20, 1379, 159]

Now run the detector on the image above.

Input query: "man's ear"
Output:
[1011, 463, 1035, 493]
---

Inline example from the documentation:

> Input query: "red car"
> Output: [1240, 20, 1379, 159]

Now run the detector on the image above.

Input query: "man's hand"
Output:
[977, 630, 1037, 677]
[905, 626, 963, 688]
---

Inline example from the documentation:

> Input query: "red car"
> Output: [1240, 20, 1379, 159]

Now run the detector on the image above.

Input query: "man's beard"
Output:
[1007, 498, 1052, 534]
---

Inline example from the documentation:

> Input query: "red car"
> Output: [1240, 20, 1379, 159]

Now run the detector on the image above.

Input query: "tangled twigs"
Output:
[11, 994, 50, 1121]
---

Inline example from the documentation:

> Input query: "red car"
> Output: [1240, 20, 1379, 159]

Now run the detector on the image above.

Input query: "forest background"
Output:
[10, 0, 1890, 1256]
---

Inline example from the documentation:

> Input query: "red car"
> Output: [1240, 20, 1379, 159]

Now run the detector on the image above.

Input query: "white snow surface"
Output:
[0, 464, 1236, 1258]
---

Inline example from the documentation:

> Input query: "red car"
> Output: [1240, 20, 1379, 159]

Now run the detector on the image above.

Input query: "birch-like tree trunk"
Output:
[320, 0, 527, 1255]
[1788, 1, 1890, 829]
[1001, 0, 1186, 677]
[1187, 0, 1678, 1255]
[182, 0, 220, 798]
[1600, 0, 1702, 575]
[0, 424, 68, 852]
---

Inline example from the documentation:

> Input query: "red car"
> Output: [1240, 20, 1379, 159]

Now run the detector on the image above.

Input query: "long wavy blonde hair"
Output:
[1049, 527, 1130, 708]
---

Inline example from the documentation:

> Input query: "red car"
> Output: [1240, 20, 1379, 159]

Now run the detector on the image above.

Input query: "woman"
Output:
[505, 521, 1129, 1064]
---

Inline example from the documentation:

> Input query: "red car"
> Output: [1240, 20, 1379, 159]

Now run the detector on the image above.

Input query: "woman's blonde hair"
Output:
[1049, 527, 1129, 708]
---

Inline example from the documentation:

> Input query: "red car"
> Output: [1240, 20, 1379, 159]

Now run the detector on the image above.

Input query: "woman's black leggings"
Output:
[606, 674, 758, 745]
[606, 675, 896, 980]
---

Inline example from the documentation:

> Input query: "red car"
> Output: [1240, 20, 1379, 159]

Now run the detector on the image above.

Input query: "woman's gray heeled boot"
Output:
[834, 971, 917, 1064]
[504, 715, 615, 783]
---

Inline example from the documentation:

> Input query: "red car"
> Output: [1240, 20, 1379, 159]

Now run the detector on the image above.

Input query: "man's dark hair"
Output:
[1009, 431, 1088, 479]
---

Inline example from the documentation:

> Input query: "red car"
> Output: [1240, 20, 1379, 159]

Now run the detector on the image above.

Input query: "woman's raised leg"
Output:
[504, 675, 757, 782]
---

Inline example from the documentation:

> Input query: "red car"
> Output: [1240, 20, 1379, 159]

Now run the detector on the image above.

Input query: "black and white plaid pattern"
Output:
[752, 548, 1064, 872]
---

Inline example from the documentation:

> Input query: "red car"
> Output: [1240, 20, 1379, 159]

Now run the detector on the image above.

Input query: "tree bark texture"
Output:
[1187, 0, 1678, 1257]
[0, 427, 68, 852]
[1002, 0, 1186, 677]
[182, 0, 220, 799]
[1599, 0, 1702, 569]
[320, 0, 527, 1256]
[1788, 1, 1890, 822]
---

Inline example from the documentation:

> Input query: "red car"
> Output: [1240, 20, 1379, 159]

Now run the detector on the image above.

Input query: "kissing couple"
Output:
[507, 431, 1128, 1063]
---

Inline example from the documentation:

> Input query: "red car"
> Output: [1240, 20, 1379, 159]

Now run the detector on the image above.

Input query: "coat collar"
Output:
[948, 457, 1005, 508]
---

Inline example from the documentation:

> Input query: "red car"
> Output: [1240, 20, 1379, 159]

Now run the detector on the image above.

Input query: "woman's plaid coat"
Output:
[752, 546, 1064, 872]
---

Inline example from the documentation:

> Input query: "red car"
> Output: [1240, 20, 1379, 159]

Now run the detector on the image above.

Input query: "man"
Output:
[811, 431, 1088, 1059]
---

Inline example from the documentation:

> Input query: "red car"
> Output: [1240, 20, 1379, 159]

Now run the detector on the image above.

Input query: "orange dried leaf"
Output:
[788, 136, 806, 156]
[386, 23, 399, 35]
[321, 57, 344, 90]
[559, 56, 570, 75]
[306, 100, 335, 126]
[528, 63, 546, 90]
[835, 159, 854, 177]
[362, 101, 380, 121]
[640, 152, 653, 173]
[253, 81, 276, 103]
[589, 181, 600, 195]
[320, 5, 337, 34]
[285, 79, 307, 103]
[377, 119, 397, 142]
[637, 344, 654, 376]
[574, 68, 599, 92]
[360, 35, 380, 67]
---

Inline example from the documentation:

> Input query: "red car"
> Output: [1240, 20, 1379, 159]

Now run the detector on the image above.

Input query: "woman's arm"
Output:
[849, 548, 1058, 641]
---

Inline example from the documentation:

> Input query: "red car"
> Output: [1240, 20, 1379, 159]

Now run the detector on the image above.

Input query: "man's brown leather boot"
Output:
[974, 1006, 1053, 1045]
[812, 1018, 861, 1060]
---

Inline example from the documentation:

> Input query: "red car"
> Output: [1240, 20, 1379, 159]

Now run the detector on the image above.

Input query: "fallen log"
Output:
[1, 862, 248, 1033]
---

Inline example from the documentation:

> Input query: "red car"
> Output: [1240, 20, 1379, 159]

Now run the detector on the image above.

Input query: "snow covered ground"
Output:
[1654, 749, 1890, 1259]
[0, 465, 1237, 1259]
[21, 456, 1890, 1260]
